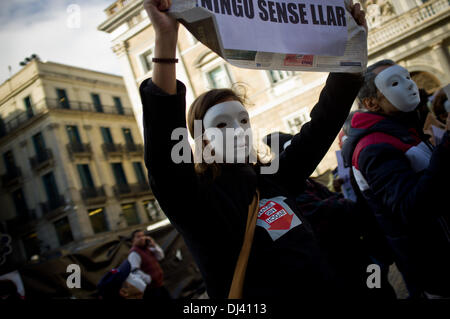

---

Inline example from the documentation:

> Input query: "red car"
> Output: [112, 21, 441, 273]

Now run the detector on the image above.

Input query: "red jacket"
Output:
[130, 245, 164, 288]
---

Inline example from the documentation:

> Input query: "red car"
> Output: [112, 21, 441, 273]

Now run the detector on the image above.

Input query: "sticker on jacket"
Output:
[256, 196, 302, 241]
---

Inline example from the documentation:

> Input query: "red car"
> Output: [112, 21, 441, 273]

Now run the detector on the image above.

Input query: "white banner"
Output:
[169, 0, 367, 72]
[199, 0, 348, 56]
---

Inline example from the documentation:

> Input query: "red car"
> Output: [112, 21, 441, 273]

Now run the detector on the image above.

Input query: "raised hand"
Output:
[349, 0, 368, 33]
[144, 0, 179, 38]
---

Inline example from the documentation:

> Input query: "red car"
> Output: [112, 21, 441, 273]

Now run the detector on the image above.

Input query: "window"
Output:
[3, 150, 16, 172]
[268, 70, 295, 84]
[100, 127, 114, 144]
[0, 116, 6, 137]
[42, 172, 60, 202]
[24, 96, 34, 118]
[91, 93, 103, 112]
[284, 108, 311, 134]
[113, 97, 124, 115]
[111, 163, 128, 185]
[54, 217, 74, 246]
[22, 232, 41, 259]
[207, 66, 231, 88]
[32, 132, 46, 158]
[77, 164, 95, 189]
[143, 199, 163, 221]
[66, 125, 82, 144]
[121, 203, 140, 226]
[12, 188, 28, 217]
[133, 162, 146, 184]
[122, 128, 134, 145]
[56, 89, 70, 109]
[89, 207, 109, 233]
[140, 49, 154, 74]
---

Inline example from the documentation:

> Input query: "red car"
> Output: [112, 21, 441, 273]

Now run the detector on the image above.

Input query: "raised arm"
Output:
[274, 2, 366, 194]
[141, 0, 201, 228]
[144, 0, 178, 94]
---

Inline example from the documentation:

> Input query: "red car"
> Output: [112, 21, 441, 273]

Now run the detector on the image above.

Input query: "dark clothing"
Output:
[143, 285, 172, 299]
[130, 246, 164, 288]
[141, 73, 364, 298]
[342, 111, 450, 297]
[298, 178, 396, 299]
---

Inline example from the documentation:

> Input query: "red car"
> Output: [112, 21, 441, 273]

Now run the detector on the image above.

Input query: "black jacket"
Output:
[342, 111, 450, 297]
[141, 73, 364, 298]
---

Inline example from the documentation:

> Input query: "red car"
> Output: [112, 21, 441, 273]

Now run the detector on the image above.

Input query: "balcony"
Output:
[0, 107, 45, 140]
[1, 166, 23, 188]
[45, 98, 133, 116]
[80, 186, 107, 205]
[40, 195, 66, 220]
[29, 148, 54, 172]
[0, 97, 133, 140]
[102, 143, 125, 159]
[113, 183, 152, 199]
[67, 142, 92, 160]
[124, 143, 144, 156]
[368, 0, 450, 53]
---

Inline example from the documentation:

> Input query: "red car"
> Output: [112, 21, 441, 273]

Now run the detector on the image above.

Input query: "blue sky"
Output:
[0, 0, 123, 84]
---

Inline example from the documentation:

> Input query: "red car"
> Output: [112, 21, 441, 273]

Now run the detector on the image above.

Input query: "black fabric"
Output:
[342, 111, 450, 297]
[140, 74, 372, 298]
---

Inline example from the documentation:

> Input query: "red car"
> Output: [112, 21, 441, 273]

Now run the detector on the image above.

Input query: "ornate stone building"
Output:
[98, 0, 450, 176]
[0, 58, 164, 269]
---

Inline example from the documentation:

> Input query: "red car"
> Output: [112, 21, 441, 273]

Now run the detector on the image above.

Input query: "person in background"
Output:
[97, 259, 147, 299]
[264, 132, 396, 300]
[128, 230, 171, 299]
[342, 59, 450, 298]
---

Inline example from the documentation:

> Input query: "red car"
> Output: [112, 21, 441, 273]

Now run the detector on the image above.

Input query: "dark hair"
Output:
[432, 88, 448, 119]
[130, 229, 144, 241]
[358, 59, 396, 102]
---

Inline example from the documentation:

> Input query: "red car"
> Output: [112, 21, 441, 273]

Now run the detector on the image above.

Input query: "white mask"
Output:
[202, 100, 252, 163]
[374, 65, 420, 112]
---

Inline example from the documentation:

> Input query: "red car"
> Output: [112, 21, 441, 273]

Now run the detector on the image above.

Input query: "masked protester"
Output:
[342, 60, 450, 299]
[141, 0, 368, 298]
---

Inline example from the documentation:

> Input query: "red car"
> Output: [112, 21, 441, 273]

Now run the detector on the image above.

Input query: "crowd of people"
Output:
[96, 0, 449, 300]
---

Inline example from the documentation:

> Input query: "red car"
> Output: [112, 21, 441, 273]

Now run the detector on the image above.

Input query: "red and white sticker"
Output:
[256, 196, 302, 241]
[284, 54, 314, 67]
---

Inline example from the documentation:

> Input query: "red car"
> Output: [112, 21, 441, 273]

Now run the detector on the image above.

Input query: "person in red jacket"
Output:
[128, 229, 172, 299]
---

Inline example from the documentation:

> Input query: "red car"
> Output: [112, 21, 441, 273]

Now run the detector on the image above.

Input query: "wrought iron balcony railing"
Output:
[29, 148, 54, 171]
[40, 195, 66, 215]
[368, 0, 450, 52]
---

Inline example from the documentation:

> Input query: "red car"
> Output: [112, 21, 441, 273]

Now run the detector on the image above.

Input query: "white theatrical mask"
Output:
[203, 100, 252, 163]
[374, 65, 420, 112]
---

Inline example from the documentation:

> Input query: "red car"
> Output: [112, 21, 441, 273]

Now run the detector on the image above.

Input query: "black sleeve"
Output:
[358, 132, 450, 223]
[140, 78, 201, 226]
[276, 72, 364, 194]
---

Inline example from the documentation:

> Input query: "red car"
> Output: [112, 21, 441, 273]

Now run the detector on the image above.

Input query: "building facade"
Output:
[98, 0, 450, 176]
[0, 58, 163, 268]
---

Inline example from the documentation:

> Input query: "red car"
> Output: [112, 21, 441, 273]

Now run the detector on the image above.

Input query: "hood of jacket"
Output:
[341, 111, 423, 168]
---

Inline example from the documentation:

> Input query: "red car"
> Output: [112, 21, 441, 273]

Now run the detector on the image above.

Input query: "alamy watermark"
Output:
[67, 4, 81, 29]
[170, 121, 280, 174]
[66, 264, 81, 289]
